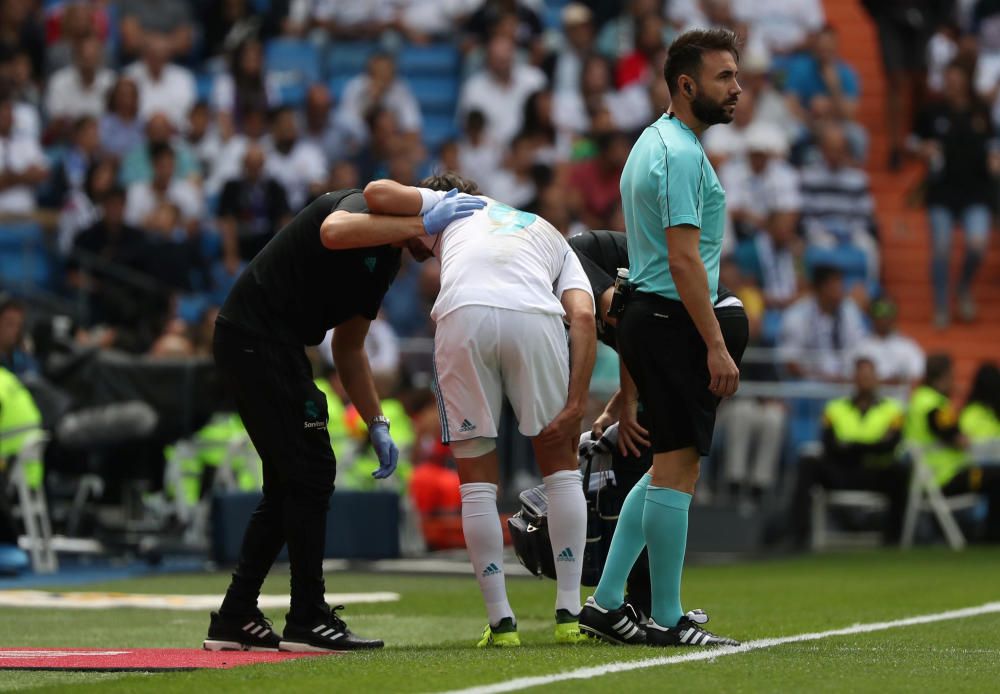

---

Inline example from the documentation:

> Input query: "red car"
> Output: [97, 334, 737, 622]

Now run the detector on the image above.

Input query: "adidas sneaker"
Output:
[578, 596, 646, 645]
[477, 617, 520, 648]
[203, 610, 281, 651]
[645, 609, 740, 647]
[280, 605, 384, 652]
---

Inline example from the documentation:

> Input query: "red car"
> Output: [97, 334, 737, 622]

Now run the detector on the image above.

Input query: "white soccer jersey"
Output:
[422, 195, 594, 322]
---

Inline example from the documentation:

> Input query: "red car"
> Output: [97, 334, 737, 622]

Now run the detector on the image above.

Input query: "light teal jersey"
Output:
[620, 114, 726, 302]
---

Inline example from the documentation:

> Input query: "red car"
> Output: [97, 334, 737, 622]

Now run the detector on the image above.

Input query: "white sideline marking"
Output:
[443, 602, 1000, 694]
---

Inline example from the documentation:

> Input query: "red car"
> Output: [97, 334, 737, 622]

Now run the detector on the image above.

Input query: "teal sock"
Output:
[593, 474, 651, 609]
[642, 485, 692, 628]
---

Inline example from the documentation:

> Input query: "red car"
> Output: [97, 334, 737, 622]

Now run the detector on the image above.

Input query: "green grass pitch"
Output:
[2, 548, 999, 692]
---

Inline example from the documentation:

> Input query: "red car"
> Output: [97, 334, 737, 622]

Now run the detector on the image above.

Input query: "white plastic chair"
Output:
[900, 446, 981, 551]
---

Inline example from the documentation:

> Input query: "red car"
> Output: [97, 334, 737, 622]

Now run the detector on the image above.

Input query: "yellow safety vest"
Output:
[904, 385, 966, 486]
[959, 403, 1000, 442]
[0, 367, 43, 490]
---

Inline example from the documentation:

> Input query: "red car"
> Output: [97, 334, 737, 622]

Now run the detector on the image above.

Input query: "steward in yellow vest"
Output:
[791, 357, 910, 546]
[955, 362, 1000, 542]
[0, 367, 42, 567]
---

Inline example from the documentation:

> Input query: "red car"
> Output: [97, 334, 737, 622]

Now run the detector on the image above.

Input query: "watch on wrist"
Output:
[369, 415, 390, 431]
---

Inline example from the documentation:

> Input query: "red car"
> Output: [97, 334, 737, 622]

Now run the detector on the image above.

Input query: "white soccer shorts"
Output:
[432, 305, 570, 443]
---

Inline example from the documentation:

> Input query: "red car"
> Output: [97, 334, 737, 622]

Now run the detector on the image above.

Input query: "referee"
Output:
[569, 230, 748, 632]
[203, 189, 479, 652]
[578, 29, 745, 648]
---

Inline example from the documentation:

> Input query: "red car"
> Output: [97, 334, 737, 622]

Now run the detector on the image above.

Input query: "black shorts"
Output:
[213, 321, 337, 499]
[618, 293, 749, 457]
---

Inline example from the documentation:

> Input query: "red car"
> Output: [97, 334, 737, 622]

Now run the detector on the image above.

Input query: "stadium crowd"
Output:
[1, 0, 1000, 566]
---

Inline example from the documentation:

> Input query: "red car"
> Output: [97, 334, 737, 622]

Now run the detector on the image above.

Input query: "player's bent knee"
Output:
[451, 437, 497, 459]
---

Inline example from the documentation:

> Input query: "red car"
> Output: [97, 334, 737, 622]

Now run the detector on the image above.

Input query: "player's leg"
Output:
[434, 307, 517, 646]
[205, 324, 288, 651]
[504, 311, 588, 643]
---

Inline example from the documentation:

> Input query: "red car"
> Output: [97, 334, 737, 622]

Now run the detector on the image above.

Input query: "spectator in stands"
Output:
[218, 143, 291, 274]
[336, 53, 422, 151]
[44, 34, 113, 130]
[124, 142, 203, 233]
[960, 362, 1000, 463]
[905, 354, 1000, 541]
[734, 0, 824, 58]
[519, 89, 567, 165]
[302, 84, 347, 164]
[482, 131, 537, 209]
[58, 157, 117, 254]
[785, 25, 860, 126]
[203, 104, 270, 196]
[779, 264, 868, 381]
[200, 0, 262, 61]
[799, 123, 880, 281]
[352, 107, 404, 184]
[545, 3, 594, 95]
[596, 0, 671, 60]
[141, 201, 202, 292]
[125, 32, 196, 129]
[554, 53, 648, 136]
[912, 62, 1000, 327]
[99, 77, 144, 160]
[69, 186, 154, 329]
[615, 13, 666, 88]
[465, 0, 544, 56]
[311, 0, 398, 41]
[720, 122, 801, 240]
[457, 34, 546, 146]
[861, 0, 945, 169]
[0, 49, 42, 126]
[120, 112, 200, 186]
[185, 102, 224, 178]
[212, 37, 275, 127]
[0, 296, 38, 377]
[740, 47, 800, 134]
[0, 93, 48, 218]
[118, 0, 194, 63]
[43, 0, 111, 75]
[265, 106, 328, 210]
[0, 0, 44, 81]
[790, 356, 909, 548]
[738, 210, 804, 312]
[457, 109, 501, 192]
[568, 130, 631, 230]
[851, 299, 925, 386]
[49, 115, 100, 206]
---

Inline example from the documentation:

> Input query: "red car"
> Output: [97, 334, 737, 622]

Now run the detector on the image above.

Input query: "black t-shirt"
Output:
[569, 229, 735, 350]
[915, 100, 995, 209]
[218, 190, 402, 346]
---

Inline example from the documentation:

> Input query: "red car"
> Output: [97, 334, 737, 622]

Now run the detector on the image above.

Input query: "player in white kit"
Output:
[323, 173, 597, 646]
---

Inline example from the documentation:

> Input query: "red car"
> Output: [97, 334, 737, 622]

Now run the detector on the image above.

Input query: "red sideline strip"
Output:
[0, 648, 331, 671]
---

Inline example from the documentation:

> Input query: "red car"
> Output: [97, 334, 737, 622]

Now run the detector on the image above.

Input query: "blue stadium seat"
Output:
[804, 245, 869, 283]
[407, 76, 460, 111]
[0, 250, 52, 290]
[422, 114, 458, 151]
[325, 42, 379, 80]
[328, 75, 352, 100]
[265, 39, 321, 106]
[195, 72, 215, 103]
[397, 44, 459, 78]
[0, 222, 44, 251]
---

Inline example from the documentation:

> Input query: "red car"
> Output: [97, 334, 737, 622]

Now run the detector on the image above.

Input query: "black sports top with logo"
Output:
[218, 189, 401, 346]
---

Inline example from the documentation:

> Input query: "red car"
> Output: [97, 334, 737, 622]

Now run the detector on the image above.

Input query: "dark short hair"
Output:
[149, 141, 174, 162]
[419, 172, 480, 195]
[924, 353, 953, 386]
[663, 28, 740, 95]
[810, 263, 842, 288]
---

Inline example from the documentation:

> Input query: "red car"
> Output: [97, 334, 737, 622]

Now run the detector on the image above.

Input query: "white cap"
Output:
[745, 121, 788, 157]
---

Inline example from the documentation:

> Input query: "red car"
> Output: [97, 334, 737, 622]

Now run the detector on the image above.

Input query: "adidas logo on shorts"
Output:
[556, 547, 575, 562]
[482, 563, 501, 576]
[458, 419, 476, 433]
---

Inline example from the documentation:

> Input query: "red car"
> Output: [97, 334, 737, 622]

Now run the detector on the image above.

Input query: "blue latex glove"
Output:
[422, 188, 486, 235]
[369, 422, 399, 479]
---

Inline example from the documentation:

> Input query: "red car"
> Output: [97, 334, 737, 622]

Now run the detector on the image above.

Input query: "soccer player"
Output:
[204, 188, 482, 652]
[353, 173, 597, 647]
[578, 29, 744, 647]
[569, 230, 748, 631]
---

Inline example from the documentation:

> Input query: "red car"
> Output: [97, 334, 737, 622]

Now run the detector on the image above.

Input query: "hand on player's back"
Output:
[423, 188, 486, 235]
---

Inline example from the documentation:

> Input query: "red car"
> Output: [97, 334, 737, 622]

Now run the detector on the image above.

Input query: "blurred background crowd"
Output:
[1, 0, 999, 570]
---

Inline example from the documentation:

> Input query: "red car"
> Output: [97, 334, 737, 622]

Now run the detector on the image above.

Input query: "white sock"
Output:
[460, 482, 514, 626]
[543, 470, 586, 616]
